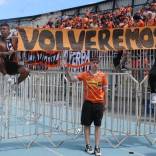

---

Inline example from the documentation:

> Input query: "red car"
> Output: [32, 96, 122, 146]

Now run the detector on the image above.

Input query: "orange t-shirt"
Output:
[137, 20, 145, 27]
[76, 71, 108, 104]
[147, 19, 156, 26]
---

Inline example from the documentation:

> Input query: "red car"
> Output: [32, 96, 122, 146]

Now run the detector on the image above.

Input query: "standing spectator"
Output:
[113, 50, 130, 72]
[113, 51, 123, 72]
[65, 57, 108, 156]
[149, 54, 156, 104]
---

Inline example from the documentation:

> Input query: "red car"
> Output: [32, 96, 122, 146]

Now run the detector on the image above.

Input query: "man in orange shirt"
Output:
[65, 57, 108, 156]
[133, 14, 145, 27]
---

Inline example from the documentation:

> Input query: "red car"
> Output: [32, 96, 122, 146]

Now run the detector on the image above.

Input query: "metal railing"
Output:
[0, 71, 156, 148]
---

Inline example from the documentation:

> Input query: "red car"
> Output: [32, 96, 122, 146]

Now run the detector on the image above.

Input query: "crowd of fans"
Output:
[43, 2, 156, 29]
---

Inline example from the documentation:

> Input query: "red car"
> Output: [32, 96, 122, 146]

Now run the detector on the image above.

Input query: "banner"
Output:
[64, 50, 99, 72]
[17, 26, 156, 51]
[20, 51, 60, 68]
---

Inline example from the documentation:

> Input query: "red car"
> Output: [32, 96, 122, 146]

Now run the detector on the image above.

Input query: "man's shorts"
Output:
[5, 61, 21, 75]
[81, 100, 104, 127]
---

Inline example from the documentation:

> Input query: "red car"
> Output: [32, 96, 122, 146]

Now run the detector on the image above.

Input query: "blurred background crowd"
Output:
[42, 1, 156, 29]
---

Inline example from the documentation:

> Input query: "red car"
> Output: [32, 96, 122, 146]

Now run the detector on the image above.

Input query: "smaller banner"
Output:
[64, 50, 99, 72]
[20, 51, 60, 68]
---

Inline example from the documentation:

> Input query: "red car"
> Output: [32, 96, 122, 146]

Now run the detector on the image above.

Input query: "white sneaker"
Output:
[4, 74, 14, 85]
[151, 93, 156, 104]
[85, 144, 94, 154]
[94, 147, 101, 156]
[8, 77, 14, 85]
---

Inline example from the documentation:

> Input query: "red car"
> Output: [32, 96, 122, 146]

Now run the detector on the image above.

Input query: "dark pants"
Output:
[5, 61, 21, 75]
[81, 100, 104, 126]
[149, 66, 156, 93]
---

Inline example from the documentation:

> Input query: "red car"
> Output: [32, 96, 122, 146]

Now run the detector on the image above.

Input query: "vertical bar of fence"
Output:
[111, 74, 115, 132]
[65, 79, 70, 135]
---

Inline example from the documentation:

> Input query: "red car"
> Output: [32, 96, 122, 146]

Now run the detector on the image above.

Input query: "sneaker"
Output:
[4, 74, 14, 85]
[94, 147, 101, 156]
[8, 77, 14, 85]
[151, 93, 156, 104]
[85, 144, 94, 154]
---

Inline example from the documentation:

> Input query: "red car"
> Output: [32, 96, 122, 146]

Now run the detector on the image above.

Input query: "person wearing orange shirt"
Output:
[133, 13, 145, 27]
[65, 57, 108, 156]
[146, 12, 156, 26]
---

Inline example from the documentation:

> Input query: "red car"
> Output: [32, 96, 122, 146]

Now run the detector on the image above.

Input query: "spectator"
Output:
[65, 57, 108, 156]
[149, 63, 156, 103]
[113, 51, 123, 72]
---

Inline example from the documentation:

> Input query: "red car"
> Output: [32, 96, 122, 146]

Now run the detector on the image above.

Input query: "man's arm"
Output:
[64, 67, 79, 82]
[11, 36, 18, 50]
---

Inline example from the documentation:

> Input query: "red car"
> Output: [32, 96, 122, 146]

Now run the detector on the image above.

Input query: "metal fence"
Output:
[26, 49, 156, 83]
[99, 49, 155, 81]
[0, 71, 156, 148]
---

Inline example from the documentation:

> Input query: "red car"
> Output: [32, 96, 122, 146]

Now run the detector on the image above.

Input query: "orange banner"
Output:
[17, 26, 156, 51]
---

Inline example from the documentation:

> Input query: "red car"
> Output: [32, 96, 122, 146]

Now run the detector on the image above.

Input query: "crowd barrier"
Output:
[0, 71, 156, 148]
[98, 49, 155, 81]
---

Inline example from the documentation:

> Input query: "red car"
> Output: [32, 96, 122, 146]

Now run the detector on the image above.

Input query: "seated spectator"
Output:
[133, 13, 145, 27]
